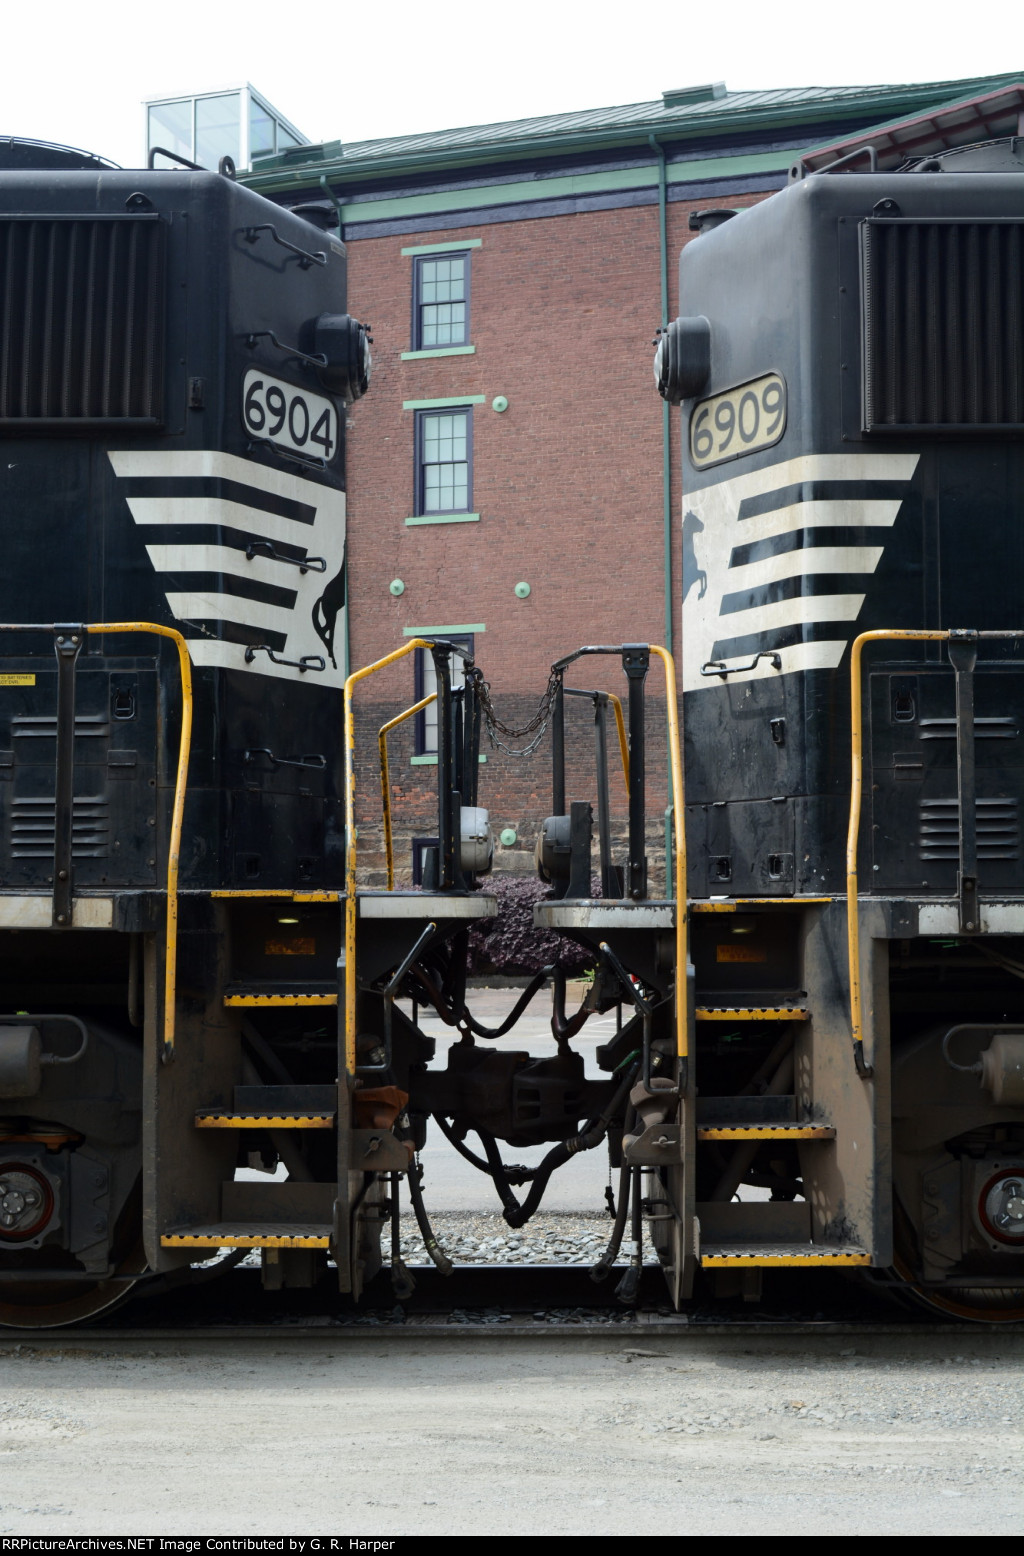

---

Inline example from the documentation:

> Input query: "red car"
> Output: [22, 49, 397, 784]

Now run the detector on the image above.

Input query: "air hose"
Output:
[590, 1106, 635, 1283]
[407, 1160, 453, 1276]
[501, 1060, 640, 1228]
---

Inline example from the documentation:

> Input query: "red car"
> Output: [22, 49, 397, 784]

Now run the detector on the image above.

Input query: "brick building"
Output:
[245, 72, 1020, 886]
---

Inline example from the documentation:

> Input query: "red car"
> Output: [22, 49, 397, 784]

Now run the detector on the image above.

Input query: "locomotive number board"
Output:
[242, 370, 339, 461]
[690, 372, 787, 470]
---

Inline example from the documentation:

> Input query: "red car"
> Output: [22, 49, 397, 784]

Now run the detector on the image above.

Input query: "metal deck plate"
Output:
[161, 1225, 332, 1248]
[535, 900, 676, 930]
[358, 892, 497, 920]
[700, 1243, 870, 1267]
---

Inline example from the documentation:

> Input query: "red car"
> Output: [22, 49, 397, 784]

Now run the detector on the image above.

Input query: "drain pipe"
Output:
[321, 173, 351, 680]
[649, 135, 675, 890]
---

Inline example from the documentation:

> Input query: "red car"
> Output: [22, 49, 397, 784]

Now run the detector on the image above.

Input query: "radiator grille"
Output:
[918, 797, 1019, 861]
[0, 215, 165, 423]
[10, 796, 109, 858]
[861, 219, 1024, 430]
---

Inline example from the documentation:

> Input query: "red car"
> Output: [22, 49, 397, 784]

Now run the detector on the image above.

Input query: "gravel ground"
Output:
[400, 1210, 621, 1266]
[0, 1332, 1019, 1535]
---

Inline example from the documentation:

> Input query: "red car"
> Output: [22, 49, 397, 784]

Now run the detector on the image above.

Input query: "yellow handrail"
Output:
[847, 629, 947, 1074]
[343, 639, 432, 1074]
[607, 691, 630, 792]
[379, 693, 437, 890]
[86, 623, 193, 1060]
[648, 644, 688, 1065]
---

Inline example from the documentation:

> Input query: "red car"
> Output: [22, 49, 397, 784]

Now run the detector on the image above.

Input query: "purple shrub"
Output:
[467, 875, 595, 977]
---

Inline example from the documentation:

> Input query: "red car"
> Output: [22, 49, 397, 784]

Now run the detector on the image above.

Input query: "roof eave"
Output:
[241, 75, 1017, 194]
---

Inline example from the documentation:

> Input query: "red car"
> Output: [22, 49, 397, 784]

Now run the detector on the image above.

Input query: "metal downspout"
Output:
[649, 135, 675, 888]
[321, 173, 351, 679]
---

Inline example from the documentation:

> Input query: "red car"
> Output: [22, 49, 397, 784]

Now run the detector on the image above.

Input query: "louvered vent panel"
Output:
[11, 796, 109, 858]
[918, 797, 1019, 861]
[861, 219, 1024, 430]
[0, 216, 165, 423]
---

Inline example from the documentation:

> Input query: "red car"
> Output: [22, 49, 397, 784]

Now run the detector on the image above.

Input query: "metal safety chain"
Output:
[469, 665, 562, 757]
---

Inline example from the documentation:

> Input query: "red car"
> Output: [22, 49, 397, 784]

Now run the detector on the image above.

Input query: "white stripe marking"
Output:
[126, 497, 322, 545]
[703, 641, 848, 681]
[145, 544, 303, 590]
[107, 448, 331, 509]
[734, 498, 904, 546]
[163, 592, 297, 636]
[725, 545, 884, 590]
[715, 593, 866, 637]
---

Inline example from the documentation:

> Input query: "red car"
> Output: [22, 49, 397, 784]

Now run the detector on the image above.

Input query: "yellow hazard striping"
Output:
[195, 1113, 334, 1129]
[161, 1233, 331, 1249]
[700, 1253, 871, 1267]
[224, 994, 338, 1007]
[696, 1007, 809, 1021]
[697, 1125, 835, 1140]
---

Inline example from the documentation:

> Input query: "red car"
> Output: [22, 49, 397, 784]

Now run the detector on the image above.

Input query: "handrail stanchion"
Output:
[847, 629, 948, 1077]
[378, 693, 437, 890]
[648, 645, 688, 1081]
[343, 639, 431, 1075]
[85, 623, 193, 1063]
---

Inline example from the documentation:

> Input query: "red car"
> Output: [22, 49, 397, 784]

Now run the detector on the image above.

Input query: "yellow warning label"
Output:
[265, 937, 316, 957]
[0, 674, 35, 687]
[716, 944, 767, 963]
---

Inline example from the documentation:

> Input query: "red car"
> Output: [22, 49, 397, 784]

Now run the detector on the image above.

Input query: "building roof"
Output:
[245, 72, 1024, 192]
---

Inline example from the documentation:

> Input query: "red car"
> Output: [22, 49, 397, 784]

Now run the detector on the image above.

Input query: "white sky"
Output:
[2, 0, 1020, 168]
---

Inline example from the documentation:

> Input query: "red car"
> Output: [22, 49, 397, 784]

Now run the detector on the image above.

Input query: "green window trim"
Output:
[405, 512, 480, 527]
[401, 345, 476, 360]
[411, 752, 487, 765]
[402, 238, 483, 256]
[403, 623, 486, 635]
[403, 395, 486, 410]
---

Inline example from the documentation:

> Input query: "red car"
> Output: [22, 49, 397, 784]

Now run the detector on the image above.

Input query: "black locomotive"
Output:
[0, 138, 370, 1323]
[3, 124, 1024, 1329]
[653, 134, 1024, 1318]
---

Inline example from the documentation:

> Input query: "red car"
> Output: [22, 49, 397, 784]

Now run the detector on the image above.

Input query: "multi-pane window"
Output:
[415, 635, 474, 755]
[413, 253, 469, 349]
[416, 409, 471, 515]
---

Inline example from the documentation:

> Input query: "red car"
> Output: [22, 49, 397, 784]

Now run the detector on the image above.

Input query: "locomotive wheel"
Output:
[891, 1197, 1024, 1325]
[0, 1238, 148, 1329]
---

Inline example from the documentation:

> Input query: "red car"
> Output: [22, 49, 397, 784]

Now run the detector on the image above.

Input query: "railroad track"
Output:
[6, 1264, 1019, 1340]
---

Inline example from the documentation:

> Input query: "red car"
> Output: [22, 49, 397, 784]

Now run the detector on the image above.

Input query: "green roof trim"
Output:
[242, 73, 1022, 194]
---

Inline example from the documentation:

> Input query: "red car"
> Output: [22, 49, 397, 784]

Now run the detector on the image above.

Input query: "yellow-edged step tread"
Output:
[161, 1223, 331, 1249]
[696, 1006, 810, 1021]
[699, 1242, 869, 1267]
[697, 1124, 835, 1140]
[195, 1111, 335, 1130]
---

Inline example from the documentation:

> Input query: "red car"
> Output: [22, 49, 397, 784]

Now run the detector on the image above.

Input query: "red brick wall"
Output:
[343, 192, 768, 885]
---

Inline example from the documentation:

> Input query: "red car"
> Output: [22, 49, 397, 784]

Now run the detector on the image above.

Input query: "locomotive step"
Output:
[695, 1006, 810, 1021]
[161, 1224, 331, 1249]
[224, 982, 338, 1008]
[195, 1111, 335, 1129]
[699, 1243, 869, 1267]
[697, 1124, 835, 1140]
[689, 897, 834, 913]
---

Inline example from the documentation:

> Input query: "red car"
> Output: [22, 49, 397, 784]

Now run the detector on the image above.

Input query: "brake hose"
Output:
[502, 1059, 640, 1228]
[407, 1161, 453, 1276]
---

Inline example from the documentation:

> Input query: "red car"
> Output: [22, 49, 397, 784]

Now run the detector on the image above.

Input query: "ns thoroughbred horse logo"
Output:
[682, 509, 707, 600]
